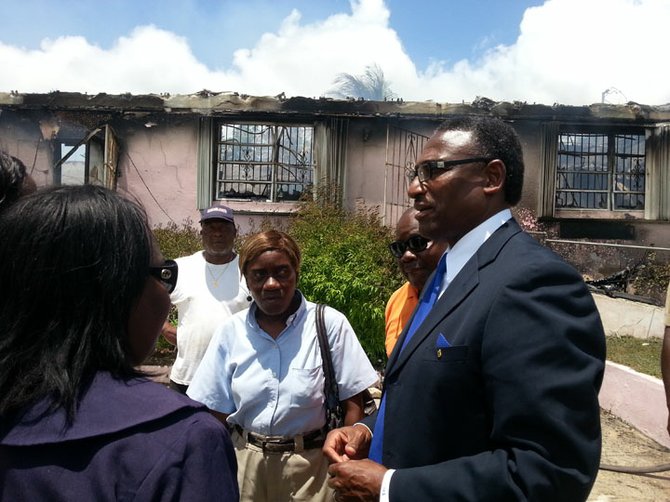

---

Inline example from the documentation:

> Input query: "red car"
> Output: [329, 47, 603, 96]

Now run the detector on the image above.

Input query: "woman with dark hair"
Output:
[0, 185, 239, 501]
[0, 150, 36, 212]
[188, 230, 378, 502]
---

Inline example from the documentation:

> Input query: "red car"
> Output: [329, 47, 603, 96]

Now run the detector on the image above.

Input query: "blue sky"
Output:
[0, 0, 542, 70]
[0, 0, 667, 105]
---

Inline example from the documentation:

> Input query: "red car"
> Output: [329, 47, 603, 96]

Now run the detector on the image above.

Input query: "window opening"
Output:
[555, 131, 645, 211]
[53, 125, 118, 189]
[215, 123, 314, 202]
[59, 143, 87, 185]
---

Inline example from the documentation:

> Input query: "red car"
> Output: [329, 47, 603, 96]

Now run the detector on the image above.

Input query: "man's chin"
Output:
[405, 271, 428, 289]
[417, 221, 438, 241]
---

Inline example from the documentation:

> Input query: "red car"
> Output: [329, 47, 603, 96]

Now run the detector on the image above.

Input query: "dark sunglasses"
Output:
[149, 259, 179, 293]
[388, 235, 430, 258]
[407, 157, 493, 183]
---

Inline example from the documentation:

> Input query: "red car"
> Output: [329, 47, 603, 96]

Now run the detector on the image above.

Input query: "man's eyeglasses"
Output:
[388, 235, 430, 258]
[149, 259, 179, 293]
[406, 157, 493, 183]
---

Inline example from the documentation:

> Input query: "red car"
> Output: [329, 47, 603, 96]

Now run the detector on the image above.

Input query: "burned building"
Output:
[1, 90, 669, 276]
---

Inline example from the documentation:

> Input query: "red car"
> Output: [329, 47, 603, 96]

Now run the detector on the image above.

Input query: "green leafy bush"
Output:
[151, 197, 405, 369]
[152, 219, 202, 260]
[152, 220, 203, 358]
[288, 186, 404, 368]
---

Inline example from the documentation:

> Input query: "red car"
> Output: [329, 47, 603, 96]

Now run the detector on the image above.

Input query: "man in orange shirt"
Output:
[384, 207, 446, 356]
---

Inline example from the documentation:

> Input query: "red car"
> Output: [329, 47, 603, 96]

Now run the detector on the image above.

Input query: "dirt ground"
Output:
[590, 410, 670, 501]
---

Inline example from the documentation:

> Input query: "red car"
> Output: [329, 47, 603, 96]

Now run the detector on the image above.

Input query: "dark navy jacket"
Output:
[364, 219, 606, 501]
[0, 372, 239, 501]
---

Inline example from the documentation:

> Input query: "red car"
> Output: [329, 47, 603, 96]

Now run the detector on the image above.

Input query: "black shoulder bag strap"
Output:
[315, 304, 345, 430]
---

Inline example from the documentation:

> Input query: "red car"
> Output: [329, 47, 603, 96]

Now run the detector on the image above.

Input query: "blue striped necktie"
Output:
[368, 253, 447, 463]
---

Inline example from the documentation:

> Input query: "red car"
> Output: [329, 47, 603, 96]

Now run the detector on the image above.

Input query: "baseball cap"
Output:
[200, 204, 234, 223]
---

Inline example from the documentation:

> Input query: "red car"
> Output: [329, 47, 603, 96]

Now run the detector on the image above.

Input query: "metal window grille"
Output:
[384, 125, 429, 225]
[555, 131, 645, 211]
[215, 123, 314, 202]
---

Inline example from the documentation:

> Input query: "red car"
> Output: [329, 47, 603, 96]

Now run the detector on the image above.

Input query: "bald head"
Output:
[392, 207, 446, 292]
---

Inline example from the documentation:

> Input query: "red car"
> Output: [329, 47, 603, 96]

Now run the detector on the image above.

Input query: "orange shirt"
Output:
[384, 282, 419, 357]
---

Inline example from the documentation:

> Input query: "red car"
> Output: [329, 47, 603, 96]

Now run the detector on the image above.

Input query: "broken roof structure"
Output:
[1, 90, 669, 277]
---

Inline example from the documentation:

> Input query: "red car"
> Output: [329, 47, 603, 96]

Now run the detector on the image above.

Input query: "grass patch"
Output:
[606, 335, 662, 378]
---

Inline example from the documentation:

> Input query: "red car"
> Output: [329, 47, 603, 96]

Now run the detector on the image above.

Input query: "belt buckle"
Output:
[261, 437, 295, 453]
[240, 428, 317, 453]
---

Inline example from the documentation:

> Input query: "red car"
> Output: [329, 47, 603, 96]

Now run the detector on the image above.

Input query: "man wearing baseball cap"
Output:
[162, 203, 251, 393]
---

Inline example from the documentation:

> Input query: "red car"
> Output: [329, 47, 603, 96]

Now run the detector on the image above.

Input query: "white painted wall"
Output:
[593, 293, 665, 339]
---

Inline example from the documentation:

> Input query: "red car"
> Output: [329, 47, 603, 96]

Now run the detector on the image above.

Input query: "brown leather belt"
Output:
[234, 425, 326, 453]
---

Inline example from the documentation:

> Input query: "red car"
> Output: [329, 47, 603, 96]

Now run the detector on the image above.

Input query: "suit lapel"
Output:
[385, 219, 523, 379]
[387, 257, 479, 375]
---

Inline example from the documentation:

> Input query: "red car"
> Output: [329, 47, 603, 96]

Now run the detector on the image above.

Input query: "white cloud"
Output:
[0, 26, 216, 95]
[225, 0, 416, 97]
[0, 0, 668, 105]
[408, 0, 670, 105]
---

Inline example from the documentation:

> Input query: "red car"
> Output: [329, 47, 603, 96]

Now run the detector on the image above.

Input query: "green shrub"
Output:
[152, 219, 202, 260]
[152, 220, 202, 359]
[288, 185, 404, 368]
[151, 198, 405, 369]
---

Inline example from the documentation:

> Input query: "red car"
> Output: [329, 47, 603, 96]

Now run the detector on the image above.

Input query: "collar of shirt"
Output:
[406, 282, 419, 299]
[1, 372, 202, 445]
[198, 293, 377, 436]
[439, 208, 512, 296]
[246, 291, 307, 338]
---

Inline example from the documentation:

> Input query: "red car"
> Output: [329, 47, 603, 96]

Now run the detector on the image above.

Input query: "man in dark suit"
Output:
[323, 115, 606, 501]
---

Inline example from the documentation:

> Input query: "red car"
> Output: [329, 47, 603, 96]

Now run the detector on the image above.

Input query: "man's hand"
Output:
[327, 459, 387, 501]
[323, 424, 372, 463]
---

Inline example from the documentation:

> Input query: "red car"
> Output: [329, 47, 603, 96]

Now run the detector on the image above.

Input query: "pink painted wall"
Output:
[116, 120, 200, 228]
[599, 361, 670, 448]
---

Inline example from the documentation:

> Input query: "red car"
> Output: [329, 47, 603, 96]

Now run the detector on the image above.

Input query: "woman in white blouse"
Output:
[188, 229, 378, 502]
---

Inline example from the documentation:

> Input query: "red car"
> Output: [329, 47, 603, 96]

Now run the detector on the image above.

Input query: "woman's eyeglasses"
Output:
[388, 235, 430, 258]
[149, 259, 179, 293]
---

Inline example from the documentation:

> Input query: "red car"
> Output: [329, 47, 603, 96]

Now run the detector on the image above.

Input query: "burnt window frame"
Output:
[554, 126, 646, 216]
[52, 125, 118, 189]
[212, 121, 315, 203]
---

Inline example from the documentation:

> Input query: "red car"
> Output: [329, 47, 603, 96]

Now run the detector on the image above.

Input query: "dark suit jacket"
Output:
[365, 219, 605, 501]
[0, 373, 239, 501]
